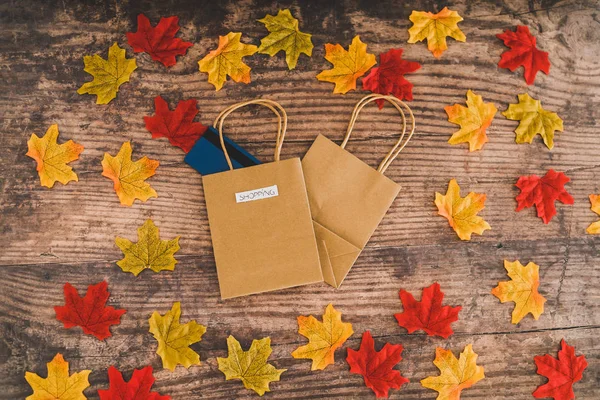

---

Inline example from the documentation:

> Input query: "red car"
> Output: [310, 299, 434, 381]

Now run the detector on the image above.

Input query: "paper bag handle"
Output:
[213, 99, 288, 171]
[341, 94, 416, 174]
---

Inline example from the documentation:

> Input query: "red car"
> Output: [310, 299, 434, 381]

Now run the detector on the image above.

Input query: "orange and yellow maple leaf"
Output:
[421, 344, 484, 400]
[435, 179, 490, 240]
[291, 304, 354, 370]
[25, 353, 91, 400]
[198, 32, 257, 91]
[26, 124, 83, 188]
[316, 35, 376, 94]
[491, 260, 546, 324]
[101, 141, 159, 206]
[445, 90, 497, 151]
[586, 194, 600, 234]
[408, 7, 466, 58]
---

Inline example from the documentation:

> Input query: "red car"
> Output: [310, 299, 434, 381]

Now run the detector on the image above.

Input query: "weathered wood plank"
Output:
[1, 0, 599, 398]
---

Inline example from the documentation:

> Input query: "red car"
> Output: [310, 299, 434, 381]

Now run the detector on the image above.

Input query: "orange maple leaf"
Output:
[445, 90, 497, 151]
[198, 32, 257, 91]
[435, 179, 490, 240]
[491, 260, 546, 324]
[421, 344, 485, 400]
[101, 141, 159, 206]
[316, 35, 376, 94]
[26, 124, 84, 188]
[407, 7, 466, 58]
[291, 304, 353, 370]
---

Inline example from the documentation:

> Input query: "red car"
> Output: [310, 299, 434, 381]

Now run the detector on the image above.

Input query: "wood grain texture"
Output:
[1, 0, 599, 398]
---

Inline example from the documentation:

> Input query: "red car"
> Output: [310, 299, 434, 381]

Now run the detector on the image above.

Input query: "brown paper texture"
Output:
[302, 134, 401, 287]
[203, 157, 323, 299]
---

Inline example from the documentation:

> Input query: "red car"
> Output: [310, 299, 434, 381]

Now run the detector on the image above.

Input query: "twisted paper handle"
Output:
[214, 99, 288, 171]
[341, 94, 416, 174]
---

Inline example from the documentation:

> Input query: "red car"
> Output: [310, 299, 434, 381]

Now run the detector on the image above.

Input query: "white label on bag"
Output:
[235, 185, 279, 203]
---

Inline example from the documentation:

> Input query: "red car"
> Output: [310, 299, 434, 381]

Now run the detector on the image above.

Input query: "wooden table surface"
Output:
[1, 0, 599, 398]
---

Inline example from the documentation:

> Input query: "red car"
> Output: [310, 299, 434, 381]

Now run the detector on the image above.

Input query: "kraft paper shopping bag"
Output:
[202, 99, 322, 299]
[302, 94, 416, 288]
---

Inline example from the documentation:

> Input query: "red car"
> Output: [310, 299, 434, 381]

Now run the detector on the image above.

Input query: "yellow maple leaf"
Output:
[115, 219, 180, 276]
[148, 302, 206, 371]
[491, 260, 546, 324]
[316, 35, 376, 94]
[26, 124, 84, 188]
[77, 42, 137, 104]
[257, 9, 313, 69]
[101, 141, 159, 206]
[198, 32, 258, 91]
[586, 194, 600, 234]
[218, 335, 286, 396]
[502, 93, 563, 149]
[421, 344, 485, 400]
[291, 303, 354, 370]
[25, 353, 91, 400]
[435, 179, 490, 240]
[407, 7, 466, 58]
[445, 90, 497, 151]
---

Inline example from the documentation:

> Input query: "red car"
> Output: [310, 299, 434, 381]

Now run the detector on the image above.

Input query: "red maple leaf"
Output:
[98, 366, 171, 400]
[144, 95, 208, 153]
[515, 169, 574, 224]
[54, 281, 126, 341]
[394, 282, 461, 339]
[126, 14, 193, 67]
[346, 331, 409, 398]
[496, 25, 550, 85]
[533, 339, 588, 400]
[362, 48, 421, 108]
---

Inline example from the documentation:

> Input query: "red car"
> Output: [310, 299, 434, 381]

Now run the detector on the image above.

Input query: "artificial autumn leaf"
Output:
[148, 302, 206, 371]
[503, 93, 563, 149]
[291, 303, 354, 370]
[98, 365, 170, 400]
[316, 35, 376, 94]
[407, 7, 466, 58]
[26, 124, 84, 188]
[126, 14, 193, 67]
[198, 32, 257, 91]
[77, 43, 137, 104]
[115, 219, 180, 276]
[347, 331, 409, 398]
[497, 25, 550, 85]
[144, 95, 208, 153]
[445, 90, 497, 151]
[421, 345, 485, 400]
[515, 169, 573, 224]
[435, 179, 491, 240]
[362, 48, 421, 108]
[585, 194, 600, 234]
[257, 9, 313, 69]
[54, 281, 126, 340]
[102, 141, 159, 206]
[394, 282, 462, 338]
[25, 353, 91, 400]
[491, 260, 546, 324]
[218, 335, 286, 396]
[533, 339, 588, 400]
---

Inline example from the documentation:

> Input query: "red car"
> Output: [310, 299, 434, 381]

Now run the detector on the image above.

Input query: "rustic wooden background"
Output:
[1, 0, 599, 398]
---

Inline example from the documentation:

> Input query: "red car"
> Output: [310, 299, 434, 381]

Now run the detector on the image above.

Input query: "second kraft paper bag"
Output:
[202, 99, 322, 299]
[302, 94, 416, 288]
